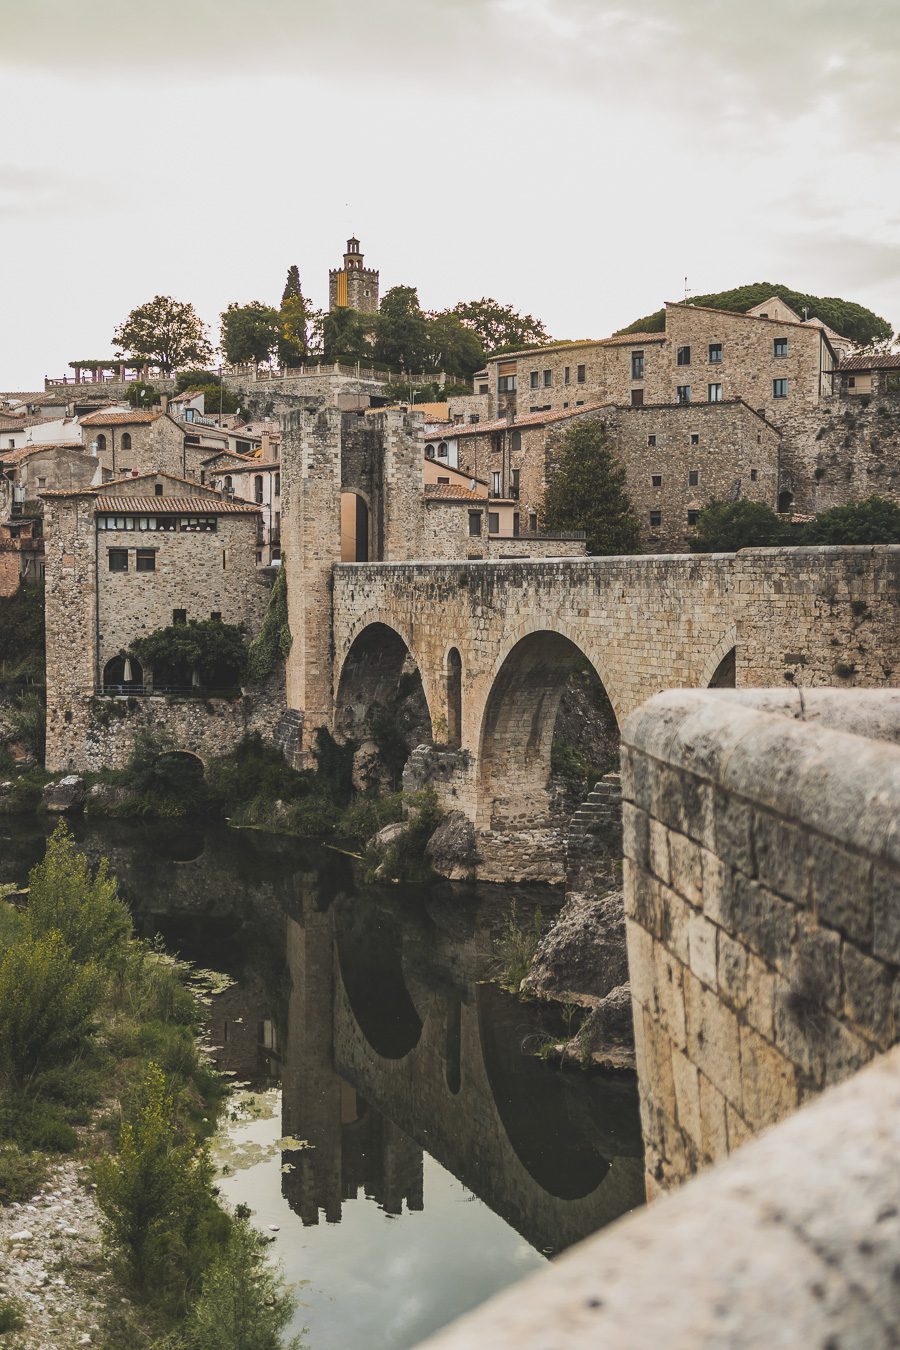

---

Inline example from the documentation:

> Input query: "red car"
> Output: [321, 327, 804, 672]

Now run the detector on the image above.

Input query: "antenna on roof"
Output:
[684, 275, 692, 303]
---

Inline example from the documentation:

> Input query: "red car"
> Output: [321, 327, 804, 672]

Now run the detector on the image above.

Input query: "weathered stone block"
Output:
[872, 860, 900, 964]
[841, 941, 894, 1047]
[657, 884, 692, 966]
[624, 918, 655, 1010]
[752, 810, 811, 905]
[790, 914, 842, 1014]
[820, 1013, 876, 1089]
[698, 1072, 729, 1164]
[700, 848, 728, 924]
[687, 912, 717, 990]
[648, 818, 671, 885]
[739, 1025, 799, 1130]
[651, 765, 714, 847]
[621, 801, 650, 868]
[652, 941, 688, 1051]
[668, 830, 703, 906]
[713, 789, 755, 875]
[671, 1048, 702, 1152]
[684, 968, 742, 1111]
[809, 838, 874, 946]
[725, 1101, 752, 1152]
[731, 873, 798, 971]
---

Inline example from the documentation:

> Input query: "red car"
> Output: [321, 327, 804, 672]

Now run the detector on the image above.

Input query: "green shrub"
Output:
[0, 1296, 24, 1333]
[130, 619, 248, 691]
[493, 903, 545, 995]
[0, 584, 44, 691]
[95, 1063, 227, 1301]
[689, 499, 789, 552]
[0, 1140, 48, 1204]
[5, 689, 46, 759]
[364, 790, 442, 883]
[182, 1216, 302, 1350]
[0, 766, 49, 815]
[802, 495, 900, 545]
[26, 822, 131, 967]
[0, 931, 102, 1085]
[338, 792, 403, 844]
[0, 1093, 79, 1152]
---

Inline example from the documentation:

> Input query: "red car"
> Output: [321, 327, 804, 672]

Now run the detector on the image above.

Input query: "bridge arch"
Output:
[334, 620, 434, 776]
[476, 627, 618, 835]
[699, 627, 738, 689]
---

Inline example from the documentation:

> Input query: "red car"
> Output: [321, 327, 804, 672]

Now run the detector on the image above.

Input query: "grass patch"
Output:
[493, 902, 545, 995]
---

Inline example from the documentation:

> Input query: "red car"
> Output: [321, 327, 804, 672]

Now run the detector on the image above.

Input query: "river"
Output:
[1, 816, 644, 1349]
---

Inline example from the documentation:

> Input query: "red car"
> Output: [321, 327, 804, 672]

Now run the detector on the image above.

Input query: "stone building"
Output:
[328, 237, 379, 315]
[0, 442, 96, 594]
[448, 399, 779, 552]
[79, 408, 209, 481]
[42, 473, 270, 770]
[482, 301, 837, 426]
[206, 458, 282, 566]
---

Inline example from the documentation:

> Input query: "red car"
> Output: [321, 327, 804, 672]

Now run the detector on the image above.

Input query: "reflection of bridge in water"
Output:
[280, 884, 644, 1256]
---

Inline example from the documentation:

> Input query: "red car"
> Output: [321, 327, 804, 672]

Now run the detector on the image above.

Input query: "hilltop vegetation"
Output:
[616, 283, 894, 347]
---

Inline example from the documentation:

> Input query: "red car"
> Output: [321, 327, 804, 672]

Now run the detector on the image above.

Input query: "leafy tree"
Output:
[617, 283, 894, 347]
[449, 298, 549, 354]
[322, 306, 372, 363]
[281, 263, 303, 305]
[95, 1062, 223, 1295]
[182, 1216, 302, 1350]
[802, 496, 900, 544]
[0, 931, 102, 1085]
[193, 383, 242, 416]
[541, 417, 641, 555]
[278, 295, 315, 367]
[113, 296, 213, 373]
[176, 369, 218, 394]
[129, 619, 248, 691]
[220, 301, 280, 369]
[689, 500, 788, 552]
[26, 822, 131, 967]
[373, 286, 429, 371]
[124, 380, 158, 410]
[425, 313, 485, 381]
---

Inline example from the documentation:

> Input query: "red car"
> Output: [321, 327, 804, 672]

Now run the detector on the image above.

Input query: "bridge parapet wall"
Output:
[621, 687, 900, 1195]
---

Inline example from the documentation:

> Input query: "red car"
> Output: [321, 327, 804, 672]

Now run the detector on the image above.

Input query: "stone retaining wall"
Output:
[620, 687, 900, 1193]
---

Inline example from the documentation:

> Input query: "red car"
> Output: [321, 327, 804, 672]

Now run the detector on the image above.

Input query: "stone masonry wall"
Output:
[778, 390, 900, 514]
[621, 687, 900, 1194]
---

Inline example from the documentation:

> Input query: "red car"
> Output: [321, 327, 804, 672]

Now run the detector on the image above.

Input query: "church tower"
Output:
[328, 237, 379, 315]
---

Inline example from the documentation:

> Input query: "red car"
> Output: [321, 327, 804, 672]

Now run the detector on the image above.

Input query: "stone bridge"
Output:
[324, 547, 900, 881]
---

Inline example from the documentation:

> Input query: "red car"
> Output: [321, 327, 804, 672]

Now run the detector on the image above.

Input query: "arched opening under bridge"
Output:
[708, 646, 736, 688]
[335, 623, 432, 787]
[478, 632, 618, 834]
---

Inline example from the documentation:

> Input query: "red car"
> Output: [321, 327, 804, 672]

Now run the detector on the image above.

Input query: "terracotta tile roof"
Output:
[42, 471, 219, 498]
[486, 334, 666, 361]
[839, 353, 900, 371]
[79, 410, 161, 426]
[211, 460, 280, 475]
[1, 442, 84, 464]
[424, 484, 485, 502]
[427, 401, 612, 439]
[93, 497, 260, 514]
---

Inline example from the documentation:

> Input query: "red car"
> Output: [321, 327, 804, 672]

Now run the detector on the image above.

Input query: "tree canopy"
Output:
[373, 286, 430, 371]
[540, 417, 641, 555]
[113, 295, 213, 373]
[322, 306, 372, 363]
[129, 619, 248, 691]
[425, 312, 485, 381]
[689, 495, 900, 551]
[448, 298, 549, 354]
[220, 301, 280, 368]
[616, 283, 894, 347]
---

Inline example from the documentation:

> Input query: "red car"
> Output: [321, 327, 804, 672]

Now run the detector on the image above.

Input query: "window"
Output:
[543, 369, 552, 387]
[437, 442, 448, 457]
[688, 470, 699, 486]
[179, 516, 217, 531]
[173, 609, 187, 625]
[488, 512, 499, 533]
[529, 513, 537, 531]
[631, 351, 644, 379]
[773, 378, 789, 399]
[773, 337, 788, 358]
[468, 511, 482, 537]
[750, 468, 758, 481]
[121, 432, 132, 450]
[687, 510, 699, 525]
[136, 549, 156, 572]
[425, 445, 435, 459]
[96, 434, 107, 451]
[437, 475, 450, 484]
[108, 549, 128, 572]
[497, 375, 516, 392]
[708, 383, 723, 402]
[651, 474, 662, 488]
[708, 343, 722, 364]
[677, 385, 692, 404]
[649, 510, 662, 528]
[37, 476, 46, 487]
[631, 389, 644, 407]
[224, 474, 233, 489]
[648, 433, 657, 447]
[254, 475, 264, 503]
[491, 471, 502, 495]
[691, 433, 700, 445]
[564, 366, 570, 385]
[510, 468, 520, 498]
[154, 482, 164, 495]
[677, 346, 691, 366]
[6, 439, 12, 449]
[479, 384, 489, 394]
[513, 512, 520, 536]
[530, 371, 539, 389]
[577, 364, 586, 383]
[211, 611, 222, 621]
[846, 376, 856, 389]
[274, 473, 281, 496]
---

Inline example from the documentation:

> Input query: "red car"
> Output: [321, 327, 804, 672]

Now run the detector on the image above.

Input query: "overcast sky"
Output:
[1, 0, 898, 389]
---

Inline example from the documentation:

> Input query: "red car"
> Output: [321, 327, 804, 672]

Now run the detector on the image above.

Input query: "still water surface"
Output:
[1, 817, 644, 1348]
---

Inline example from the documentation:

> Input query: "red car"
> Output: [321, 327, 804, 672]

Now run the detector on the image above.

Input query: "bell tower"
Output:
[329, 236, 380, 315]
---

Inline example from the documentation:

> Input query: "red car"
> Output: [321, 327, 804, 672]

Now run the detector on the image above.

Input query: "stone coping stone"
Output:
[418, 1045, 900, 1349]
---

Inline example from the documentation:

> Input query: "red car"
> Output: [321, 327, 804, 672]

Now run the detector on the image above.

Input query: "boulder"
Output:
[86, 782, 133, 812]
[371, 821, 407, 851]
[523, 888, 628, 1003]
[42, 775, 86, 813]
[424, 811, 478, 881]
[572, 983, 635, 1070]
[351, 740, 393, 795]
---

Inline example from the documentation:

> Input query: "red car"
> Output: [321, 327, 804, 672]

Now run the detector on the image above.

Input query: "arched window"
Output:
[447, 647, 462, 748]
[437, 442, 448, 458]
[425, 445, 435, 459]
[224, 475, 233, 491]
[778, 489, 794, 513]
[254, 475, 264, 504]
[510, 429, 521, 452]
[96, 433, 107, 451]
[102, 654, 143, 693]
[121, 432, 132, 450]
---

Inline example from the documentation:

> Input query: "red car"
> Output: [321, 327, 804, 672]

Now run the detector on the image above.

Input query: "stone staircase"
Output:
[565, 771, 622, 892]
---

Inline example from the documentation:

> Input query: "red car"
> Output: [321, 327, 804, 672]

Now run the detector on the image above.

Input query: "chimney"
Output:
[159, 394, 169, 413]
[261, 431, 270, 457]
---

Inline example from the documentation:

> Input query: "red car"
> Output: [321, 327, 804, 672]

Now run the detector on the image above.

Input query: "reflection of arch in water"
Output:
[476, 982, 612, 1199]
[477, 630, 617, 831]
[333, 900, 423, 1060]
